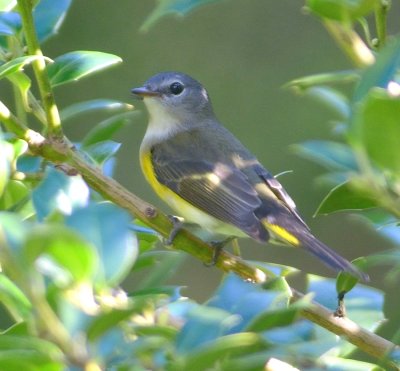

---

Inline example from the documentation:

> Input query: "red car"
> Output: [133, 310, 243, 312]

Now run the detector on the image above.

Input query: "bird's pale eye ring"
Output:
[169, 82, 184, 95]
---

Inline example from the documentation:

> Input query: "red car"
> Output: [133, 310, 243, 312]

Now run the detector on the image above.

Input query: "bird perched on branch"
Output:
[132, 71, 368, 281]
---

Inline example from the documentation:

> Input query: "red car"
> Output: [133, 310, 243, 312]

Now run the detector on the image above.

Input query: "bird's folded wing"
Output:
[252, 164, 310, 230]
[152, 155, 266, 240]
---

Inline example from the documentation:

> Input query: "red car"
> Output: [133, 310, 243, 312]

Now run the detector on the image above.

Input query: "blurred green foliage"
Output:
[0, 0, 399, 369]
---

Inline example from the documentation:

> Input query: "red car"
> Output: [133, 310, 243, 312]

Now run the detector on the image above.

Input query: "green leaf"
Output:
[353, 36, 400, 102]
[87, 307, 139, 341]
[207, 274, 291, 334]
[0, 56, 44, 80]
[285, 70, 359, 91]
[0, 273, 31, 320]
[177, 333, 263, 371]
[0, 11, 20, 36]
[336, 272, 359, 295]
[82, 112, 133, 147]
[32, 168, 90, 221]
[83, 140, 121, 165]
[293, 140, 357, 171]
[47, 51, 122, 87]
[175, 305, 240, 354]
[0, 1, 16, 12]
[305, 86, 351, 119]
[316, 181, 378, 215]
[246, 296, 311, 332]
[0, 335, 63, 370]
[0, 212, 27, 251]
[306, 0, 377, 22]
[141, 0, 220, 31]
[137, 251, 185, 290]
[355, 89, 400, 173]
[320, 355, 385, 370]
[0, 139, 11, 197]
[7, 72, 32, 110]
[33, 0, 72, 42]
[23, 224, 98, 284]
[60, 99, 134, 122]
[66, 203, 138, 286]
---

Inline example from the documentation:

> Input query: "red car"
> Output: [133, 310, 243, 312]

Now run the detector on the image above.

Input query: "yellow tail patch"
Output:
[262, 221, 300, 246]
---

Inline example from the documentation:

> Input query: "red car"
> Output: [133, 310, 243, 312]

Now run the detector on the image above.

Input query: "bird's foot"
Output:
[165, 215, 184, 246]
[334, 291, 347, 318]
[204, 237, 235, 267]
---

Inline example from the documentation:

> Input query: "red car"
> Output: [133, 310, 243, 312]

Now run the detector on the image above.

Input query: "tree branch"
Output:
[17, 0, 63, 137]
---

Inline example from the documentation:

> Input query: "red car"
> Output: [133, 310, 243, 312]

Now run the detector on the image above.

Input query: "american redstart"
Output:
[131, 71, 368, 281]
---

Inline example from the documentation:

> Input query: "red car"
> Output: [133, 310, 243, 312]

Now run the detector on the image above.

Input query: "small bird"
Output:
[132, 71, 368, 281]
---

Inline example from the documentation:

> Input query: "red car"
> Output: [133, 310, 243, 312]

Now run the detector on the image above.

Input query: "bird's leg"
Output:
[204, 236, 236, 267]
[232, 238, 241, 257]
[165, 215, 184, 245]
[334, 291, 347, 318]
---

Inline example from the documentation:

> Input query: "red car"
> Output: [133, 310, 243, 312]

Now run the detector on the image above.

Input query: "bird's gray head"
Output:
[131, 72, 214, 126]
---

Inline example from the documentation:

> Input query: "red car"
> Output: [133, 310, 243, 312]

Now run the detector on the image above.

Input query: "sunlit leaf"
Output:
[141, 0, 220, 31]
[0, 1, 16, 12]
[32, 168, 90, 220]
[353, 36, 400, 102]
[66, 203, 138, 286]
[23, 224, 98, 284]
[60, 99, 134, 122]
[33, 0, 72, 42]
[47, 51, 122, 87]
[0, 273, 31, 320]
[355, 89, 400, 173]
[0, 56, 44, 80]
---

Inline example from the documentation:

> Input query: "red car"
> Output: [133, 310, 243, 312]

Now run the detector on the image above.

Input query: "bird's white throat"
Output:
[142, 97, 182, 145]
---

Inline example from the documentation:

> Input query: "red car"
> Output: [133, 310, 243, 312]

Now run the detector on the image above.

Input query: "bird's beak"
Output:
[131, 86, 161, 99]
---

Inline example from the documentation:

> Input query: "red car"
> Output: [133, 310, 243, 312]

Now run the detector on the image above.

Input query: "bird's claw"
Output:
[204, 237, 235, 267]
[165, 215, 184, 246]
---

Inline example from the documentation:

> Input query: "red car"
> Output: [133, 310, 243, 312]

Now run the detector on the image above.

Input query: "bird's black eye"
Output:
[169, 82, 184, 95]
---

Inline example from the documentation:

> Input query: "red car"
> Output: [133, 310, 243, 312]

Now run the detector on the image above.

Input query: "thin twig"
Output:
[17, 0, 63, 137]
[323, 20, 375, 67]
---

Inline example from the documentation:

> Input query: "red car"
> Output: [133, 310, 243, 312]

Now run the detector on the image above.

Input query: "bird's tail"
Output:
[261, 220, 369, 282]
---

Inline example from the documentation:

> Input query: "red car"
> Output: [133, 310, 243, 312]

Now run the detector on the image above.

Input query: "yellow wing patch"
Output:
[262, 221, 300, 246]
